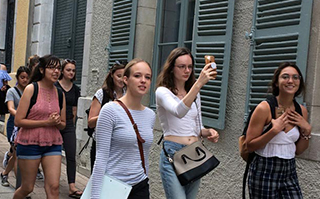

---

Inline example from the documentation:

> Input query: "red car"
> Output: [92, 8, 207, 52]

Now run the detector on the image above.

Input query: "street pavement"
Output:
[0, 133, 88, 199]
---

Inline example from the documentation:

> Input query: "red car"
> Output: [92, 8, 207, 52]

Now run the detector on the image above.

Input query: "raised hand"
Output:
[196, 64, 217, 87]
[271, 112, 288, 134]
[287, 109, 311, 134]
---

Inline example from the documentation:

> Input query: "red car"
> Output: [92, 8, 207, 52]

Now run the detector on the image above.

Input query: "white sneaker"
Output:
[2, 151, 10, 168]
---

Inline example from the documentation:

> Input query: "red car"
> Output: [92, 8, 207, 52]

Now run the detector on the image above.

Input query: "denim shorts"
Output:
[160, 140, 200, 199]
[16, 144, 62, 160]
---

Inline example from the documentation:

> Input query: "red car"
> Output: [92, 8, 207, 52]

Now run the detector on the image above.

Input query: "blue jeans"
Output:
[160, 140, 200, 199]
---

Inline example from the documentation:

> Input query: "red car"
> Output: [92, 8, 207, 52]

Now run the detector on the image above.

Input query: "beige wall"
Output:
[0, 0, 30, 136]
[12, 0, 30, 72]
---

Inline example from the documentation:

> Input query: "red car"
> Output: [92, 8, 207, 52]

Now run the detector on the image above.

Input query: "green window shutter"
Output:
[73, 0, 87, 85]
[52, 0, 86, 85]
[52, 0, 74, 58]
[192, 0, 235, 129]
[108, 0, 138, 67]
[244, 0, 313, 117]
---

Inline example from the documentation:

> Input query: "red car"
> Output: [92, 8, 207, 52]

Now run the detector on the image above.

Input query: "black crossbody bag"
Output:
[162, 100, 220, 186]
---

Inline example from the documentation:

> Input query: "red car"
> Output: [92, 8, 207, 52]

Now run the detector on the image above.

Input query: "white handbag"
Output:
[81, 174, 132, 199]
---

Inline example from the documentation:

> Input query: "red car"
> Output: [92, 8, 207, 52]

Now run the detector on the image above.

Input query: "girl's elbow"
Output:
[57, 122, 66, 130]
[14, 119, 21, 127]
[296, 146, 308, 156]
[176, 113, 185, 119]
[175, 110, 188, 118]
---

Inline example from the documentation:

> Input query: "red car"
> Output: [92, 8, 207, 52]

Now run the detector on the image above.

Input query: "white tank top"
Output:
[256, 126, 300, 159]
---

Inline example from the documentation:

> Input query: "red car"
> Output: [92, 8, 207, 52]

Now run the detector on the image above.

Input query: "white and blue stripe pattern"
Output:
[90, 102, 155, 199]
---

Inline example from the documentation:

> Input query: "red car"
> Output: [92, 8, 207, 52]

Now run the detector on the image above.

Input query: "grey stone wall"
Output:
[0, 0, 7, 51]
[30, 0, 54, 56]
[76, 0, 113, 175]
[75, 0, 320, 198]
[148, 1, 320, 198]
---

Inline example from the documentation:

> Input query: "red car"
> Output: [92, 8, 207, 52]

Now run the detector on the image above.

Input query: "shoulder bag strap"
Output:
[56, 87, 63, 110]
[26, 82, 38, 117]
[116, 99, 146, 174]
[101, 89, 110, 106]
[13, 87, 22, 98]
[293, 99, 302, 116]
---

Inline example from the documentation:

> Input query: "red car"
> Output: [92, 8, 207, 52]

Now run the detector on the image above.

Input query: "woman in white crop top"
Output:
[156, 47, 219, 199]
[245, 62, 311, 198]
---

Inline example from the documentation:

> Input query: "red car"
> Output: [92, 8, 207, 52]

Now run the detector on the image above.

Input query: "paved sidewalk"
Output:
[0, 133, 88, 199]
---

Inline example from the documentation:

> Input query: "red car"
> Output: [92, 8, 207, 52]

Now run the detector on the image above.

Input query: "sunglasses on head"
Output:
[65, 59, 76, 64]
[114, 60, 127, 66]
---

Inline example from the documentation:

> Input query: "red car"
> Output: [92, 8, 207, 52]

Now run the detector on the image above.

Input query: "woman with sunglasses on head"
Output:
[88, 61, 126, 173]
[245, 62, 311, 198]
[91, 58, 155, 199]
[13, 54, 66, 199]
[1, 66, 30, 187]
[27, 54, 40, 74]
[54, 59, 81, 198]
[156, 47, 219, 199]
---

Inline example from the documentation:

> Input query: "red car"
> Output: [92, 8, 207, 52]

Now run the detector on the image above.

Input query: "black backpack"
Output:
[79, 89, 109, 155]
[26, 82, 63, 117]
[241, 95, 302, 199]
[83, 89, 110, 137]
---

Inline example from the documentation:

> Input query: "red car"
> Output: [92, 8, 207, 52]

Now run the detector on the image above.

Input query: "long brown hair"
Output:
[101, 61, 126, 100]
[156, 47, 195, 95]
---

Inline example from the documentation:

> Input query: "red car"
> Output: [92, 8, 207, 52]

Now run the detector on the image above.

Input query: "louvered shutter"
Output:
[52, 0, 73, 59]
[52, 0, 86, 85]
[108, 0, 138, 67]
[73, 0, 86, 85]
[192, 0, 235, 129]
[244, 0, 313, 116]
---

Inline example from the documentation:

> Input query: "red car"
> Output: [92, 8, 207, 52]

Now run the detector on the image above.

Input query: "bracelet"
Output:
[300, 133, 311, 140]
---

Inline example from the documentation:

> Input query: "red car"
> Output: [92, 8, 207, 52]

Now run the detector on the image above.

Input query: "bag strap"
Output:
[27, 82, 63, 118]
[26, 82, 38, 117]
[13, 87, 22, 98]
[57, 87, 63, 110]
[101, 89, 110, 106]
[116, 99, 146, 174]
[293, 99, 302, 115]
[78, 137, 91, 155]
[242, 96, 277, 199]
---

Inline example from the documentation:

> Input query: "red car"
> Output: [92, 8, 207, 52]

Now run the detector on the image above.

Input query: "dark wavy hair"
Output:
[16, 66, 31, 80]
[156, 47, 195, 95]
[101, 62, 126, 100]
[270, 62, 305, 97]
[59, 59, 76, 81]
[29, 54, 61, 83]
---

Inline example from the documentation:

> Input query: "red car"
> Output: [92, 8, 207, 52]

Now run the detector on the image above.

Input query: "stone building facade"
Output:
[1, 0, 320, 198]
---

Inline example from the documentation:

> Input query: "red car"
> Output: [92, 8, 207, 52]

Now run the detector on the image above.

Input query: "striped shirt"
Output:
[91, 102, 155, 199]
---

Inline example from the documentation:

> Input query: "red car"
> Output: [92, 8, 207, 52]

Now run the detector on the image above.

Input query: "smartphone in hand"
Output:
[204, 55, 217, 69]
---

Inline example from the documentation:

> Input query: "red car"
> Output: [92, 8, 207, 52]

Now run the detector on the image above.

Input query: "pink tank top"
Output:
[16, 85, 63, 146]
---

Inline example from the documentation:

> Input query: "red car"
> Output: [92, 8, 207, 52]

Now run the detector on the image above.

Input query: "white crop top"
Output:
[256, 126, 300, 159]
[155, 86, 204, 137]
